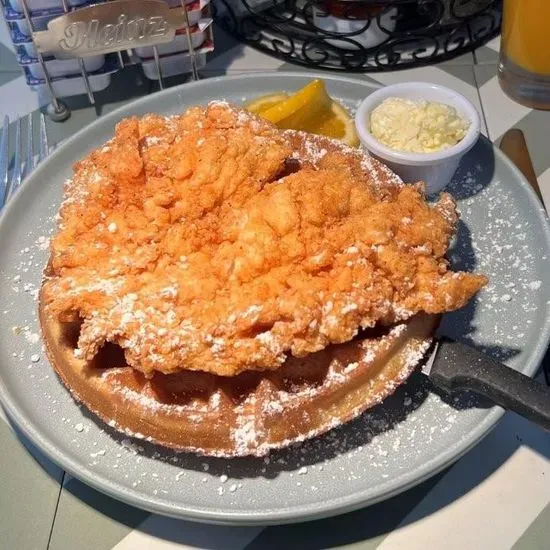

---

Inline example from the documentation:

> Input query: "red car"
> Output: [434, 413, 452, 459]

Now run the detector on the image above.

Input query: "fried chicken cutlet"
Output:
[41, 101, 487, 378]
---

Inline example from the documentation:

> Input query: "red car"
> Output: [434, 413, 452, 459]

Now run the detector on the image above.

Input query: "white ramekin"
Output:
[354, 82, 481, 194]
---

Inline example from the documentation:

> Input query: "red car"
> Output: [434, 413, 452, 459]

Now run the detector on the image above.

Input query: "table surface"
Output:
[0, 21, 549, 550]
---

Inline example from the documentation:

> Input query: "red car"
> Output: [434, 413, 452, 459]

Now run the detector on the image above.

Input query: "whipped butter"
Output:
[369, 97, 470, 153]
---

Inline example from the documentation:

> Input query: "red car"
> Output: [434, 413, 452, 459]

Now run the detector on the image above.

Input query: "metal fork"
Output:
[0, 113, 50, 209]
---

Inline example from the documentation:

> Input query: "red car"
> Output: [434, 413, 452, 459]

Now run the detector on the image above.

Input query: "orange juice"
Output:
[499, 0, 550, 109]
[501, 0, 550, 76]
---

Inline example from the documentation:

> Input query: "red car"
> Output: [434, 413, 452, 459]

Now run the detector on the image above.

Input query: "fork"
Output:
[0, 113, 50, 209]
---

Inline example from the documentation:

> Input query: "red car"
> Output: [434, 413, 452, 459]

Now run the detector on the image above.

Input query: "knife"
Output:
[500, 129, 545, 204]
[420, 129, 550, 430]
[422, 338, 550, 430]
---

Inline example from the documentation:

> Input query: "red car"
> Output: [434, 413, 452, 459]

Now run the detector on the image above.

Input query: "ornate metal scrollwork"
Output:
[215, 0, 501, 72]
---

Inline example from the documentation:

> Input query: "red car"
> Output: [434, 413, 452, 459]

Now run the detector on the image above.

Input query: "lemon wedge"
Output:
[316, 101, 360, 147]
[260, 79, 332, 128]
[244, 93, 289, 114]
[244, 80, 359, 147]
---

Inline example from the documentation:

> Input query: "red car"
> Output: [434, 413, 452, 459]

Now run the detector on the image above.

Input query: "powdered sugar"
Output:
[442, 170, 549, 358]
[0, 97, 548, 512]
[144, 136, 162, 146]
[232, 416, 258, 455]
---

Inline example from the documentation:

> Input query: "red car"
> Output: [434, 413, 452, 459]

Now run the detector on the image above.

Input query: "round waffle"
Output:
[40, 294, 438, 457]
[38, 104, 482, 456]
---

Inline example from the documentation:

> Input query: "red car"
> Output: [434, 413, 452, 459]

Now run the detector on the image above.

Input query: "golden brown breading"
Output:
[42, 102, 486, 377]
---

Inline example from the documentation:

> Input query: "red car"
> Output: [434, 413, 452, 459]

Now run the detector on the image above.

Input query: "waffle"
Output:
[39, 102, 485, 456]
[39, 293, 438, 457]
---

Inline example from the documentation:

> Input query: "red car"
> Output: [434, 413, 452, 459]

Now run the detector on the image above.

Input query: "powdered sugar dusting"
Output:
[442, 166, 549, 358]
[0, 96, 548, 508]
[284, 127, 402, 192]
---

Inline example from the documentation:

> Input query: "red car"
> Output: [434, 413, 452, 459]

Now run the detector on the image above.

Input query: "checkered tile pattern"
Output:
[0, 21, 549, 550]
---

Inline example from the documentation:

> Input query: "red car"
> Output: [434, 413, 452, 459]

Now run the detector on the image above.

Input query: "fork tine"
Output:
[25, 114, 34, 178]
[0, 115, 8, 207]
[0, 113, 52, 209]
[8, 117, 22, 199]
[39, 113, 49, 163]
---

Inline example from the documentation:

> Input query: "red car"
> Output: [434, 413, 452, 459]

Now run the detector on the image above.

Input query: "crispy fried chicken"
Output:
[41, 102, 487, 377]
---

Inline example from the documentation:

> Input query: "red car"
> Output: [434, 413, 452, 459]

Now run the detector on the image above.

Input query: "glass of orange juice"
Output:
[498, 0, 550, 110]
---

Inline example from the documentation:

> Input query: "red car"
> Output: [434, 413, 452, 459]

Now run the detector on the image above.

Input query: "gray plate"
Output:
[0, 73, 549, 526]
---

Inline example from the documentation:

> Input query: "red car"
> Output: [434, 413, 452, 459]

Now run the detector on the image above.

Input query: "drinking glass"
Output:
[498, 0, 550, 110]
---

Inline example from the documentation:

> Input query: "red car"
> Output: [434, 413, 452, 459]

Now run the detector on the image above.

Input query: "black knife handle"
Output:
[432, 338, 550, 431]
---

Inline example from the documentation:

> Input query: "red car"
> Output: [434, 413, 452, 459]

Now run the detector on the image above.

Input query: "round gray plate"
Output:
[0, 73, 549, 526]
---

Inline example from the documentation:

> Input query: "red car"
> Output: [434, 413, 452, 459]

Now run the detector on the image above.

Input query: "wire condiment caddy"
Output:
[2, 0, 214, 121]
